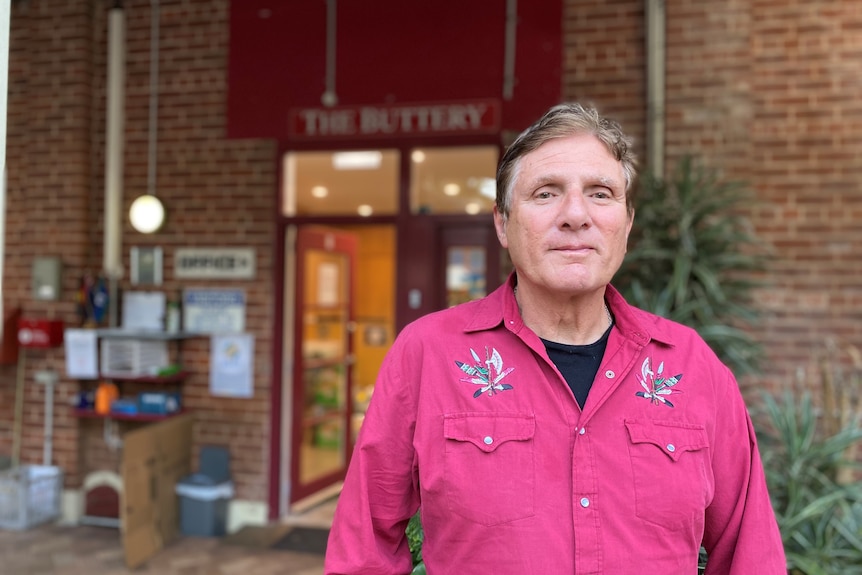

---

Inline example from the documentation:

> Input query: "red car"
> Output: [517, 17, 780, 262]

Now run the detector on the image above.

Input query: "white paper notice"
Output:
[64, 329, 99, 379]
[209, 333, 254, 398]
[122, 291, 166, 331]
[317, 262, 339, 306]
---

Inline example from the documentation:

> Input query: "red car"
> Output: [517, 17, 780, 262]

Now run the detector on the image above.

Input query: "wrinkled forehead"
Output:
[513, 134, 625, 185]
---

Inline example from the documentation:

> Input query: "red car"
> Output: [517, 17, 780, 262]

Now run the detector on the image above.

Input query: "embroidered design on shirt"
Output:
[635, 356, 682, 407]
[456, 347, 515, 398]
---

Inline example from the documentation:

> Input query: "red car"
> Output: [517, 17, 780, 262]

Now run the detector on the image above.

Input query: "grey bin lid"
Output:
[176, 473, 234, 500]
[178, 472, 220, 487]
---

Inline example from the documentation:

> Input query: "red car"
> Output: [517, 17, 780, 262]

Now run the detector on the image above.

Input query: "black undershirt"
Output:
[541, 322, 613, 409]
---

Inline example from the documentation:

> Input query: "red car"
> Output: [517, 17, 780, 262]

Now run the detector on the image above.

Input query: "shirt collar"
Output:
[462, 273, 675, 349]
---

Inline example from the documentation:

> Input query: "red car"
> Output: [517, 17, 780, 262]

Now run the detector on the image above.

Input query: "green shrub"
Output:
[614, 156, 769, 376]
[406, 511, 425, 573]
[757, 389, 862, 574]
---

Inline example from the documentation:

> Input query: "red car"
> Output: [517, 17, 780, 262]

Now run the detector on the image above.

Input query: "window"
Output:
[409, 146, 497, 215]
[283, 149, 399, 216]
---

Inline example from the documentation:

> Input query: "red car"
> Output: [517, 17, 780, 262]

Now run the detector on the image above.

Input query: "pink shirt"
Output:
[325, 277, 786, 574]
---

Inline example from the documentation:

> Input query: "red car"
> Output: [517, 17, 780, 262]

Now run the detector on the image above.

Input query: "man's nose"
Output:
[557, 190, 591, 229]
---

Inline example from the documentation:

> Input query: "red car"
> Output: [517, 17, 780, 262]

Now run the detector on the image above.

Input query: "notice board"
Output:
[121, 413, 193, 569]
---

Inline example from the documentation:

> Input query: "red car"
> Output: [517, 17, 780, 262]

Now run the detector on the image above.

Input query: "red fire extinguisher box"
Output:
[17, 318, 64, 348]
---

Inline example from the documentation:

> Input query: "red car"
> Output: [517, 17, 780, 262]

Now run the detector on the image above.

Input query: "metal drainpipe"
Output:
[104, 2, 126, 326]
[0, 2, 10, 340]
[646, 0, 666, 178]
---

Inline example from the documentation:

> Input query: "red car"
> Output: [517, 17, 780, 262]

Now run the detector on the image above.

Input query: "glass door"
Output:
[439, 224, 505, 309]
[290, 226, 357, 503]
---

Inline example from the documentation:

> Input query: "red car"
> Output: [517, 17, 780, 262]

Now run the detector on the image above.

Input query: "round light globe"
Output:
[129, 195, 165, 234]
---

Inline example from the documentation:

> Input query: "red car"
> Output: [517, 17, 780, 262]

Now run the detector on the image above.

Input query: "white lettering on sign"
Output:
[175, 248, 256, 280]
[298, 108, 358, 137]
[291, 100, 500, 139]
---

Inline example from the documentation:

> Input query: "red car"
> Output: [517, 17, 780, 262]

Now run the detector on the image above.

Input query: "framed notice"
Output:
[183, 289, 246, 334]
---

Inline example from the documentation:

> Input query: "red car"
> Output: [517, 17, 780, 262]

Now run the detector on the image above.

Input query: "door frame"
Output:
[288, 226, 357, 504]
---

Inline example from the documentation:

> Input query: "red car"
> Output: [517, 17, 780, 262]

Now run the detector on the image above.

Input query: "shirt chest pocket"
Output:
[625, 419, 712, 531]
[443, 413, 536, 526]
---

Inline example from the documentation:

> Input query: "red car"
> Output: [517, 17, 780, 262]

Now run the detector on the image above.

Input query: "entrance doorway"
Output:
[277, 144, 501, 511]
[288, 225, 397, 505]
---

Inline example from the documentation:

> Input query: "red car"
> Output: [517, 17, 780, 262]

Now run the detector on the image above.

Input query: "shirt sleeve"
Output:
[324, 335, 421, 575]
[702, 367, 786, 574]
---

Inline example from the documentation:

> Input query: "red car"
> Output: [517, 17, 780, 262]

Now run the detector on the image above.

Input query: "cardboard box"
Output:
[121, 414, 193, 569]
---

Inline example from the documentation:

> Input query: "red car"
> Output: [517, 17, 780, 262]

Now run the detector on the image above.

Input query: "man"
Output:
[324, 103, 786, 574]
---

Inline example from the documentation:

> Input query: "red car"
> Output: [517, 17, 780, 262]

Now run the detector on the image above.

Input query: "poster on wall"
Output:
[183, 289, 245, 334]
[64, 328, 99, 379]
[209, 333, 254, 398]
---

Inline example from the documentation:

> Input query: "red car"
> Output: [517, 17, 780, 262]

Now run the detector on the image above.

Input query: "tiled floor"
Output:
[0, 499, 337, 575]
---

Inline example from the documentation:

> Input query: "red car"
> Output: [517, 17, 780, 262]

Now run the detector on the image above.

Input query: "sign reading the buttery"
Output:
[289, 99, 501, 139]
[175, 248, 256, 279]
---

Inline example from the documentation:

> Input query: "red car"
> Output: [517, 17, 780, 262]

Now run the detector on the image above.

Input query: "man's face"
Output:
[494, 133, 633, 298]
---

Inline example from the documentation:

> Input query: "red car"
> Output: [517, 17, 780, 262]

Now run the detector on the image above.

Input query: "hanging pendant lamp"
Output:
[130, 0, 165, 234]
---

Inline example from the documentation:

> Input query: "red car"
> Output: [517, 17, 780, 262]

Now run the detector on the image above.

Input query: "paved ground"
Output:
[0, 523, 326, 574]
[0, 498, 337, 575]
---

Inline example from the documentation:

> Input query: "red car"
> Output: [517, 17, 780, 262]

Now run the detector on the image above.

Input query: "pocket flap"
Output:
[444, 413, 535, 453]
[625, 419, 709, 462]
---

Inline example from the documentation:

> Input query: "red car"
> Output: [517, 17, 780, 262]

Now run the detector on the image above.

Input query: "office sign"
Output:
[175, 248, 256, 279]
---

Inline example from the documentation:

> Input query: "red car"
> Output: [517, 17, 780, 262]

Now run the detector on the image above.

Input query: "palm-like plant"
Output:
[757, 390, 862, 575]
[614, 156, 769, 376]
[406, 511, 426, 573]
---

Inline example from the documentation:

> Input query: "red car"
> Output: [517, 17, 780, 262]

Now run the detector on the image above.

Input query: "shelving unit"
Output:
[71, 330, 201, 422]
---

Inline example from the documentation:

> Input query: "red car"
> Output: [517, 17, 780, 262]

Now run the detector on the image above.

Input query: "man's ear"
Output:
[493, 206, 509, 248]
[624, 209, 635, 252]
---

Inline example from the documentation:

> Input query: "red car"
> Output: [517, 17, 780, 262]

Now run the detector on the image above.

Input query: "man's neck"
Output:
[514, 285, 612, 345]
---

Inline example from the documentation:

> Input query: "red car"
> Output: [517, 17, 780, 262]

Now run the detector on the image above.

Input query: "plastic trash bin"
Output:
[175, 473, 234, 536]
[175, 446, 233, 537]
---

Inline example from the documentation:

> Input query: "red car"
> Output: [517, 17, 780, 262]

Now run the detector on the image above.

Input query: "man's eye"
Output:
[591, 188, 613, 199]
[536, 190, 552, 199]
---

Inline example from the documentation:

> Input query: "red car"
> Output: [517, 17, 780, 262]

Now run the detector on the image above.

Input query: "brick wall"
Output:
[748, 0, 862, 390]
[564, 0, 862, 394]
[2, 0, 276, 505]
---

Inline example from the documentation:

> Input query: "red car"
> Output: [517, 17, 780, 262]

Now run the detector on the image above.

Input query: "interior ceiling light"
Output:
[478, 178, 497, 199]
[443, 183, 461, 196]
[311, 185, 329, 198]
[411, 150, 426, 163]
[465, 202, 481, 215]
[357, 204, 373, 217]
[129, 195, 165, 234]
[332, 151, 382, 170]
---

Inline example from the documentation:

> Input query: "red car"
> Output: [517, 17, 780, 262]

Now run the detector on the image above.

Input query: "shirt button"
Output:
[605, 370, 615, 379]
[484, 436, 493, 445]
[579, 427, 586, 435]
[666, 444, 675, 452]
[580, 497, 590, 508]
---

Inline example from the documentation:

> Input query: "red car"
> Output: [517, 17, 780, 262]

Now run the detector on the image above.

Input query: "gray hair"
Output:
[495, 103, 637, 218]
